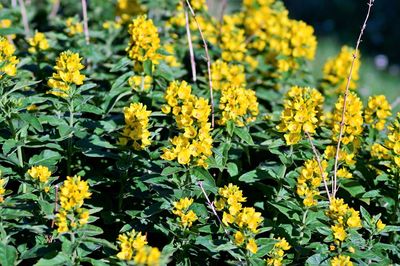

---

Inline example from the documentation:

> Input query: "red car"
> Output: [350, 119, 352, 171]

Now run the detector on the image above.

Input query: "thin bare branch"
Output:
[81, 0, 90, 44]
[18, 0, 30, 37]
[183, 2, 197, 82]
[184, 0, 215, 128]
[332, 0, 375, 197]
[11, 0, 17, 8]
[198, 181, 229, 237]
[306, 132, 331, 202]
[49, 0, 60, 19]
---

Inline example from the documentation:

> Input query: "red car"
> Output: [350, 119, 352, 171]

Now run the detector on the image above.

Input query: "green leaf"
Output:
[143, 60, 153, 76]
[238, 170, 257, 183]
[161, 167, 183, 176]
[191, 167, 216, 188]
[18, 113, 43, 132]
[226, 162, 238, 177]
[28, 150, 62, 166]
[110, 57, 131, 72]
[234, 127, 254, 145]
[0, 243, 17, 266]
[34, 253, 71, 266]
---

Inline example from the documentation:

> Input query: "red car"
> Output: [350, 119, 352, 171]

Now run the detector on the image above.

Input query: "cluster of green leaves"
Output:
[0, 0, 399, 265]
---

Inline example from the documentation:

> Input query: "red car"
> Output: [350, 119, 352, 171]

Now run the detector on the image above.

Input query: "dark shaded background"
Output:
[283, 0, 400, 64]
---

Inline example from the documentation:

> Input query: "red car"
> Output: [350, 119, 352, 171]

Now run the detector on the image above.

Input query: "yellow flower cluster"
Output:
[326, 198, 361, 244]
[161, 81, 213, 167]
[27, 165, 51, 183]
[65, 17, 83, 36]
[0, 178, 5, 203]
[162, 43, 181, 68]
[126, 16, 160, 64]
[119, 102, 152, 150]
[385, 113, 400, 168]
[242, 2, 317, 75]
[266, 237, 291, 266]
[116, 0, 145, 23]
[117, 229, 160, 266]
[102, 20, 122, 30]
[322, 46, 360, 94]
[0, 36, 19, 78]
[331, 255, 353, 266]
[27, 31, 49, 54]
[128, 75, 153, 92]
[214, 184, 263, 254]
[277, 86, 324, 145]
[48, 51, 85, 97]
[0, 19, 15, 39]
[370, 143, 390, 160]
[220, 15, 247, 62]
[211, 60, 246, 91]
[296, 159, 328, 207]
[56, 175, 91, 233]
[172, 197, 198, 228]
[364, 95, 391, 131]
[218, 86, 259, 127]
[332, 92, 363, 145]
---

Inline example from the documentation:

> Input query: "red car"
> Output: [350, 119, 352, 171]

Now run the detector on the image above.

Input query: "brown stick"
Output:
[18, 0, 30, 37]
[11, 0, 17, 8]
[332, 0, 374, 197]
[184, 0, 215, 128]
[183, 3, 197, 82]
[306, 132, 331, 202]
[198, 181, 229, 237]
[81, 0, 90, 44]
[49, 0, 60, 18]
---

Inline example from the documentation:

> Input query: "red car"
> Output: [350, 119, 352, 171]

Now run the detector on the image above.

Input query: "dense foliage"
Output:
[0, 0, 399, 265]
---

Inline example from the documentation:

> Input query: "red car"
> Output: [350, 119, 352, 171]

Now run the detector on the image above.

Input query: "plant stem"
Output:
[67, 99, 74, 176]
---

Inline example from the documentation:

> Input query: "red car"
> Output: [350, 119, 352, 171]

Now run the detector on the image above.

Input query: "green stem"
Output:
[67, 99, 74, 176]
[118, 170, 127, 212]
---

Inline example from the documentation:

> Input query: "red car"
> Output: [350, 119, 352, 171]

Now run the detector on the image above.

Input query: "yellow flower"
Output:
[220, 15, 247, 62]
[246, 238, 258, 254]
[376, 219, 386, 232]
[330, 255, 353, 266]
[322, 46, 360, 94]
[0, 37, 19, 78]
[161, 81, 213, 167]
[27, 31, 49, 53]
[347, 209, 362, 228]
[47, 51, 85, 97]
[116, 229, 160, 265]
[331, 224, 347, 241]
[296, 159, 327, 207]
[102, 20, 122, 30]
[0, 178, 6, 203]
[119, 102, 152, 150]
[116, 0, 145, 23]
[348, 246, 355, 253]
[365, 95, 391, 131]
[234, 231, 245, 245]
[218, 85, 259, 127]
[277, 86, 324, 145]
[384, 113, 400, 168]
[161, 43, 181, 67]
[267, 237, 290, 266]
[27, 165, 52, 183]
[332, 92, 363, 145]
[126, 15, 160, 64]
[172, 197, 198, 228]
[65, 17, 83, 36]
[59, 175, 91, 211]
[211, 60, 246, 91]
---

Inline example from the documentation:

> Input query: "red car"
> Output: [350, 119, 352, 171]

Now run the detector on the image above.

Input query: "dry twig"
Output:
[81, 0, 90, 44]
[198, 181, 229, 237]
[184, 0, 215, 127]
[49, 0, 60, 19]
[183, 1, 197, 82]
[18, 0, 30, 37]
[306, 132, 331, 201]
[332, 0, 375, 197]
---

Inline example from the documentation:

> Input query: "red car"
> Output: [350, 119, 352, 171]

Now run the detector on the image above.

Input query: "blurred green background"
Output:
[209, 0, 400, 112]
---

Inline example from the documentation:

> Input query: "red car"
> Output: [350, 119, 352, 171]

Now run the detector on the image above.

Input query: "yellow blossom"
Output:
[172, 197, 198, 228]
[0, 36, 19, 78]
[119, 102, 152, 150]
[27, 165, 52, 183]
[128, 75, 153, 92]
[47, 51, 85, 97]
[246, 238, 258, 254]
[322, 46, 360, 94]
[277, 86, 324, 145]
[65, 17, 83, 36]
[330, 255, 353, 266]
[126, 15, 160, 64]
[365, 95, 391, 131]
[27, 31, 49, 53]
[376, 219, 386, 232]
